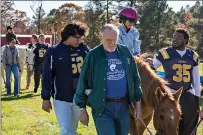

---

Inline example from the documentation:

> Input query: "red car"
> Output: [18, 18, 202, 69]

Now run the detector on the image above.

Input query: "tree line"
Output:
[1, 0, 203, 58]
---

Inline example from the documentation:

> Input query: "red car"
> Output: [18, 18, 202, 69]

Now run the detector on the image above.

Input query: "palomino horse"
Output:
[129, 56, 182, 135]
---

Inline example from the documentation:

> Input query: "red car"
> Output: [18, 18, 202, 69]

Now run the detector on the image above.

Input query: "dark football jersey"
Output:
[156, 47, 199, 91]
[70, 44, 89, 90]
[33, 43, 49, 64]
[70, 44, 88, 78]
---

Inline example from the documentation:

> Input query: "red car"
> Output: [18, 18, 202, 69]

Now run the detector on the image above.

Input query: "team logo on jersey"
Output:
[178, 60, 186, 64]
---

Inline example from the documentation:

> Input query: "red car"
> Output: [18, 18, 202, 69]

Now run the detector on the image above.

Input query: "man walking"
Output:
[153, 29, 201, 135]
[2, 38, 21, 96]
[33, 34, 49, 93]
[75, 24, 142, 135]
[25, 34, 38, 89]
[41, 22, 89, 135]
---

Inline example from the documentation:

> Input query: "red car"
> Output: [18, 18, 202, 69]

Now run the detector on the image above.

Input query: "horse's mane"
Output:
[134, 55, 181, 113]
[134, 56, 170, 95]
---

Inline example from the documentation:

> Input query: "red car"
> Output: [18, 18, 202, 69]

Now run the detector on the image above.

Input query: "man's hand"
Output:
[200, 108, 203, 119]
[134, 101, 141, 120]
[42, 100, 52, 113]
[79, 109, 89, 126]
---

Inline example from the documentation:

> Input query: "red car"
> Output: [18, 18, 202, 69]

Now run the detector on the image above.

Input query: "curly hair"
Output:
[61, 21, 89, 41]
[175, 28, 190, 45]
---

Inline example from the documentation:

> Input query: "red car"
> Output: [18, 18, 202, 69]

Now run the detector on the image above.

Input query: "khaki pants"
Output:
[26, 65, 33, 88]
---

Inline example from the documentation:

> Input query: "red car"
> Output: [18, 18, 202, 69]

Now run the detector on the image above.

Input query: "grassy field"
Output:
[1, 67, 203, 135]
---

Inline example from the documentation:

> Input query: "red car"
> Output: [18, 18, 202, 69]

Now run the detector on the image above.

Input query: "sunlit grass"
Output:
[1, 67, 203, 135]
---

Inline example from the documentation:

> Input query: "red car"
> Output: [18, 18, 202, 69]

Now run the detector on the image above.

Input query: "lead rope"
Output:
[139, 117, 154, 135]
[131, 103, 154, 135]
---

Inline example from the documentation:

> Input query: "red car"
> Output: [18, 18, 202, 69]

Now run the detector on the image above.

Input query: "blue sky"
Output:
[13, 1, 198, 18]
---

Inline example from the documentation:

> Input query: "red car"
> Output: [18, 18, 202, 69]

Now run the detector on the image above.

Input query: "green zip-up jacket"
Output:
[75, 44, 142, 116]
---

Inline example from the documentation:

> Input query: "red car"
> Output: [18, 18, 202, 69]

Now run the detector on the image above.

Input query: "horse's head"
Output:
[153, 87, 182, 135]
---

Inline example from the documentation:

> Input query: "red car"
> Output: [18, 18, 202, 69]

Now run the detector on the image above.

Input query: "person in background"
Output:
[33, 34, 49, 93]
[41, 22, 89, 135]
[25, 34, 38, 89]
[117, 8, 141, 56]
[75, 24, 142, 135]
[2, 38, 21, 96]
[6, 26, 20, 45]
[153, 29, 201, 135]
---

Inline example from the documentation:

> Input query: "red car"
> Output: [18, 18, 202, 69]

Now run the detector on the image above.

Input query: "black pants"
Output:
[34, 63, 43, 91]
[179, 92, 200, 135]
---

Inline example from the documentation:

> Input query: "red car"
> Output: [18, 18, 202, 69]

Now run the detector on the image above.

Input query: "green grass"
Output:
[1, 68, 203, 135]
[1, 69, 96, 135]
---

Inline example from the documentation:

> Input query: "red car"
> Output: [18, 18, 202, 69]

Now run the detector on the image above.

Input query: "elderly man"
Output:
[75, 24, 142, 135]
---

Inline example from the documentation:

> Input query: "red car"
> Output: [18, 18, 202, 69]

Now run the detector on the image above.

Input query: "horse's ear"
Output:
[173, 87, 183, 101]
[155, 87, 165, 102]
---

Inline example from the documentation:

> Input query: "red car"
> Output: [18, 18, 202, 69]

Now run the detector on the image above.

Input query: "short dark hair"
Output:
[61, 21, 89, 41]
[9, 38, 16, 43]
[32, 34, 38, 40]
[175, 29, 190, 45]
[7, 26, 12, 30]
[39, 34, 45, 38]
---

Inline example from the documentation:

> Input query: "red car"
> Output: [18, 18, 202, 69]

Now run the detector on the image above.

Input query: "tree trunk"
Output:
[130, 0, 134, 7]
[38, 2, 42, 34]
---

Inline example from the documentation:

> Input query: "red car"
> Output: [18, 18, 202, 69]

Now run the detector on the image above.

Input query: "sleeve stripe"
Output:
[160, 49, 170, 59]
[193, 51, 199, 63]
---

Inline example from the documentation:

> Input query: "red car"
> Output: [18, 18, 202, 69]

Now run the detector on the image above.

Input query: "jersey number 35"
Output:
[172, 64, 191, 82]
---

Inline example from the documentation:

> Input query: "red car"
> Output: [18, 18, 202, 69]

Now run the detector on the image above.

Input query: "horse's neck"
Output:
[139, 69, 160, 108]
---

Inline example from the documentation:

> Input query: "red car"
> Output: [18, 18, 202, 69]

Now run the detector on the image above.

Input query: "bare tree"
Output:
[1, 0, 14, 17]
[30, 0, 45, 34]
[1, 1, 28, 33]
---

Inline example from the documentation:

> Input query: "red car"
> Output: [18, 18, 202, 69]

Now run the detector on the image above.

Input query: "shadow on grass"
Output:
[1, 93, 40, 101]
[2, 90, 41, 96]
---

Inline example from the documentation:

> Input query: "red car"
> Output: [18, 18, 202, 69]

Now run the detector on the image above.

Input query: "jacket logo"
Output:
[59, 57, 63, 60]
[126, 58, 131, 64]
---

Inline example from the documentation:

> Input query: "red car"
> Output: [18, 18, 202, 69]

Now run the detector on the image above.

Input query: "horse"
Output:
[129, 56, 182, 135]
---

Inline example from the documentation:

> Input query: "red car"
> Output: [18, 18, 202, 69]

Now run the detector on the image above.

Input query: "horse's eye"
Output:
[160, 115, 164, 120]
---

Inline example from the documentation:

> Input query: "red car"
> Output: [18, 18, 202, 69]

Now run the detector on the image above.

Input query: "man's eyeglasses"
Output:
[72, 36, 81, 39]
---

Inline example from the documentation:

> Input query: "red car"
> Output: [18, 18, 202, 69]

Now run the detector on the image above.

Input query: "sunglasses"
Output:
[128, 19, 138, 24]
